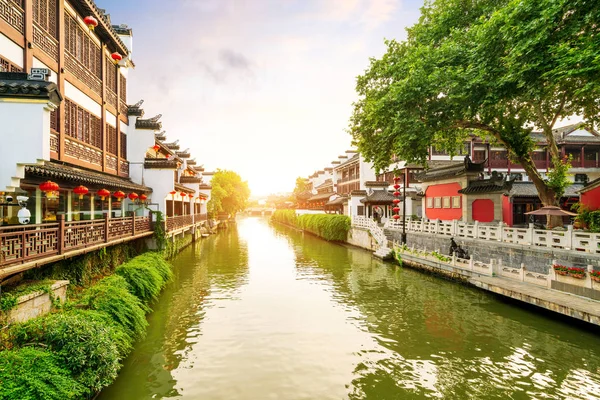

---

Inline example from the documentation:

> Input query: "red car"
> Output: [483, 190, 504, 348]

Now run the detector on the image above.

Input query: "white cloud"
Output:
[362, 0, 399, 30]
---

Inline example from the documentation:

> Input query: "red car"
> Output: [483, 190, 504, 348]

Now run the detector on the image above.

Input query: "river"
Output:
[100, 217, 600, 399]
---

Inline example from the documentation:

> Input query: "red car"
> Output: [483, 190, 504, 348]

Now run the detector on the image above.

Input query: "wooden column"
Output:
[23, 0, 33, 70]
[115, 63, 122, 175]
[57, 0, 65, 160]
[581, 145, 585, 169]
[101, 45, 107, 172]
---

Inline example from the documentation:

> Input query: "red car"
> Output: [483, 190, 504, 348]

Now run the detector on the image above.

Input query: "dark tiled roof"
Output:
[193, 166, 205, 172]
[351, 190, 367, 196]
[135, 114, 162, 130]
[509, 182, 584, 198]
[186, 159, 196, 166]
[180, 176, 202, 184]
[155, 131, 166, 141]
[72, 0, 129, 55]
[199, 184, 212, 190]
[326, 196, 348, 206]
[308, 192, 333, 201]
[296, 190, 312, 200]
[315, 179, 333, 189]
[174, 183, 195, 194]
[164, 141, 180, 150]
[144, 158, 178, 170]
[0, 72, 62, 106]
[127, 100, 144, 116]
[360, 190, 395, 204]
[580, 177, 600, 193]
[335, 153, 359, 169]
[112, 24, 132, 35]
[176, 151, 190, 158]
[418, 158, 484, 182]
[24, 161, 151, 192]
[459, 174, 512, 194]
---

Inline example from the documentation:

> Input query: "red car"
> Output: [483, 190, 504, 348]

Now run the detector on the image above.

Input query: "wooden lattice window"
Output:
[120, 132, 127, 159]
[105, 56, 117, 92]
[0, 55, 22, 72]
[33, 0, 57, 38]
[50, 108, 58, 132]
[106, 124, 117, 155]
[64, 99, 102, 148]
[119, 74, 126, 102]
[64, 13, 101, 78]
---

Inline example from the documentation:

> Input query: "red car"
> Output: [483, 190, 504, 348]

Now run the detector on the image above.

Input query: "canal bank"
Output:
[100, 217, 600, 399]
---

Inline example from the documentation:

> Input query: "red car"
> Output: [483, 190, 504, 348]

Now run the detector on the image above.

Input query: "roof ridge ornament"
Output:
[149, 114, 162, 122]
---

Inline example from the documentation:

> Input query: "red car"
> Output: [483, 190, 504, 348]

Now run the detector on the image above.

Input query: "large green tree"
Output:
[349, 0, 600, 220]
[207, 170, 251, 217]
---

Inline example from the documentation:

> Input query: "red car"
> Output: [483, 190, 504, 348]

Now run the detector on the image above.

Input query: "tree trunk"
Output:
[517, 156, 562, 228]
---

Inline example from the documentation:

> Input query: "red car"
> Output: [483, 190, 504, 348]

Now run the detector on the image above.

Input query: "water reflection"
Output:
[101, 217, 600, 400]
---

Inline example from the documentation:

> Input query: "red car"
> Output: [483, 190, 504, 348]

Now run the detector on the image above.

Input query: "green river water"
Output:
[100, 217, 600, 399]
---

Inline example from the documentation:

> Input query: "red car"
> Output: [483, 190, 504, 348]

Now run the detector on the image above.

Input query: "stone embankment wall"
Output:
[347, 227, 377, 251]
[3, 280, 69, 324]
[387, 230, 600, 274]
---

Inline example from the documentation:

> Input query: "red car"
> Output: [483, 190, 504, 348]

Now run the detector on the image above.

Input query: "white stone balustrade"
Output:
[379, 217, 600, 254]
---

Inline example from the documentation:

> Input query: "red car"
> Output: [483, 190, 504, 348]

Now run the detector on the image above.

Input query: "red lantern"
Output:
[169, 191, 176, 198]
[393, 191, 400, 197]
[83, 16, 98, 30]
[139, 194, 148, 201]
[113, 190, 126, 200]
[188, 194, 194, 198]
[111, 52, 123, 63]
[97, 188, 110, 200]
[73, 185, 89, 199]
[393, 199, 401, 204]
[393, 176, 401, 182]
[393, 184, 400, 190]
[128, 192, 138, 201]
[393, 214, 401, 220]
[152, 144, 160, 153]
[39, 180, 59, 194]
[393, 207, 401, 213]
[180, 192, 186, 198]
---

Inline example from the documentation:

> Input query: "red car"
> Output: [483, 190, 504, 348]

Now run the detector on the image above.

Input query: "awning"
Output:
[24, 161, 151, 192]
[174, 183, 195, 194]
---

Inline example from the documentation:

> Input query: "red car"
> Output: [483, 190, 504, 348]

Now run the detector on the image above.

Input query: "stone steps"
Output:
[374, 246, 394, 260]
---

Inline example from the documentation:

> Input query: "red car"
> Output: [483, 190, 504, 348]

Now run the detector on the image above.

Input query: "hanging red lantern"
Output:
[139, 194, 148, 201]
[393, 198, 401, 204]
[169, 191, 176, 198]
[97, 188, 110, 200]
[188, 194, 194, 198]
[393, 184, 400, 190]
[128, 192, 139, 201]
[113, 190, 126, 200]
[393, 207, 401, 213]
[393, 214, 401, 220]
[39, 180, 59, 194]
[393, 176, 401, 182]
[73, 185, 89, 199]
[180, 192, 186, 198]
[393, 191, 400, 197]
[152, 144, 160, 153]
[83, 16, 98, 30]
[111, 52, 123, 64]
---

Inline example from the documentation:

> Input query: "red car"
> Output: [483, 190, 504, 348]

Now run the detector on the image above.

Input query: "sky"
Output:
[96, 0, 424, 196]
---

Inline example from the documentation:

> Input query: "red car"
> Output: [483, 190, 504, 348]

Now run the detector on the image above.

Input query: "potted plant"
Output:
[591, 270, 600, 283]
[553, 264, 569, 276]
[567, 266, 586, 279]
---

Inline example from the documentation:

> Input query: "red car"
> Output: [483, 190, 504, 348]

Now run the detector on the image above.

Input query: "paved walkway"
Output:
[397, 252, 600, 326]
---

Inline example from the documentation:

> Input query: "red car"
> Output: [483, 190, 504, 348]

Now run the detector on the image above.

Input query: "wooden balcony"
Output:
[0, 215, 153, 277]
[165, 214, 207, 233]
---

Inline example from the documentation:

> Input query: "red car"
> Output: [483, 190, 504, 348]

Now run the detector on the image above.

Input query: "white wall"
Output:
[0, 101, 53, 191]
[64, 81, 101, 117]
[105, 110, 117, 127]
[358, 154, 376, 190]
[32, 58, 57, 83]
[0, 33, 23, 68]
[143, 169, 174, 214]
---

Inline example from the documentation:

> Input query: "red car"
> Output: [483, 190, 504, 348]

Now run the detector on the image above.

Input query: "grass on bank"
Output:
[272, 210, 351, 242]
[0, 251, 174, 400]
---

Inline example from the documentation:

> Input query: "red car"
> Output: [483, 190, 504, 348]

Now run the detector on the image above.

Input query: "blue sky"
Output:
[97, 0, 424, 195]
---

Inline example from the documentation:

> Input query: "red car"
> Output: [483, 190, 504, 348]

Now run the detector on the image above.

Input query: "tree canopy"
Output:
[349, 0, 600, 208]
[207, 170, 251, 217]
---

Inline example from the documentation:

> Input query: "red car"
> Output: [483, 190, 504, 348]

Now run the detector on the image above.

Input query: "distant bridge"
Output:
[246, 207, 276, 216]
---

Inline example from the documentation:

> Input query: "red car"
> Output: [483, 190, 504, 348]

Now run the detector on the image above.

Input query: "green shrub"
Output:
[272, 210, 298, 226]
[0, 280, 54, 312]
[297, 214, 351, 241]
[115, 253, 173, 303]
[10, 310, 130, 394]
[272, 211, 350, 241]
[79, 275, 148, 341]
[0, 347, 85, 400]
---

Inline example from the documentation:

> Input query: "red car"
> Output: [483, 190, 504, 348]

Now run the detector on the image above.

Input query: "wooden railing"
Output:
[1, 215, 152, 269]
[165, 214, 207, 232]
[382, 218, 600, 254]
